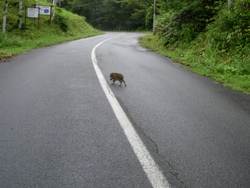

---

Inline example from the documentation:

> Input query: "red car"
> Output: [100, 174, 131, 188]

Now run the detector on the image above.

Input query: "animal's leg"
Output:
[123, 80, 126, 87]
[119, 80, 122, 87]
[120, 79, 126, 87]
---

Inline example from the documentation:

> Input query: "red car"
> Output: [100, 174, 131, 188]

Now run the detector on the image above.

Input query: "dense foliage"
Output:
[154, 0, 250, 75]
[61, 0, 153, 30]
[156, 0, 250, 50]
[156, 0, 223, 45]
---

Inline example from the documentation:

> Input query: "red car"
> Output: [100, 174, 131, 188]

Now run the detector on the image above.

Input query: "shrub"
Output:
[205, 0, 250, 52]
[156, 0, 222, 46]
[54, 13, 69, 32]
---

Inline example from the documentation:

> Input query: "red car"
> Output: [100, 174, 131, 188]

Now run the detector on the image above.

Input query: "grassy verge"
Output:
[140, 35, 250, 95]
[0, 30, 102, 59]
[0, 3, 103, 61]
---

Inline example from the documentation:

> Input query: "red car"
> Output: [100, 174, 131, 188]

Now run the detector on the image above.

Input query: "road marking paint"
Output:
[91, 34, 170, 188]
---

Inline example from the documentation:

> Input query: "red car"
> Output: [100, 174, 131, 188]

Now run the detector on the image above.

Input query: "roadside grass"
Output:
[0, 30, 102, 57]
[0, 2, 103, 61]
[140, 35, 250, 95]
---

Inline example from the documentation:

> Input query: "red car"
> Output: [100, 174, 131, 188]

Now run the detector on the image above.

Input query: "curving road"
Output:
[0, 32, 250, 188]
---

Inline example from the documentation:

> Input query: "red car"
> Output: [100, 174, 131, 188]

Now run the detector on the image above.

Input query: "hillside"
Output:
[0, 0, 102, 61]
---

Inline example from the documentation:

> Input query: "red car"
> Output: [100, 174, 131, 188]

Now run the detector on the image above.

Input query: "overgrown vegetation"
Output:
[140, 0, 250, 94]
[61, 0, 154, 31]
[0, 0, 102, 60]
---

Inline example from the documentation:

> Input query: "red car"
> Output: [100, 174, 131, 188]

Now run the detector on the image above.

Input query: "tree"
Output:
[228, 0, 232, 10]
[61, 0, 153, 31]
[19, 0, 23, 29]
[52, 0, 57, 20]
[153, 0, 156, 33]
[2, 0, 9, 33]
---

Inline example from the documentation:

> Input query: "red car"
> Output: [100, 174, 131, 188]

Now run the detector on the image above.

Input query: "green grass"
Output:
[0, 30, 102, 56]
[0, 0, 103, 60]
[140, 35, 250, 95]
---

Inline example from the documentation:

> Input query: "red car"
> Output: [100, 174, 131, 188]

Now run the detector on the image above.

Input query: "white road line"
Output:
[91, 34, 171, 188]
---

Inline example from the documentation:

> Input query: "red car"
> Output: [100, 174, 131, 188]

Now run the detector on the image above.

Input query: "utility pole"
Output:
[153, 0, 156, 34]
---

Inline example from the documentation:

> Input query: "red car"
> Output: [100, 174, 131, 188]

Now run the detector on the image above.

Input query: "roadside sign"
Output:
[27, 8, 39, 18]
[25, 4, 53, 27]
[37, 5, 51, 16]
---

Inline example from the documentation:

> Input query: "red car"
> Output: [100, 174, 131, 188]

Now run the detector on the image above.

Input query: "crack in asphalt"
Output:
[115, 97, 188, 188]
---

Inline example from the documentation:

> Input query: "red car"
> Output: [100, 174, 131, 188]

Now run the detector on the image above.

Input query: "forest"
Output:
[61, 0, 153, 31]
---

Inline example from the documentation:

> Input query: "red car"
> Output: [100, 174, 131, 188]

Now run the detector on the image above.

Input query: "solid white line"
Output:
[91, 34, 170, 188]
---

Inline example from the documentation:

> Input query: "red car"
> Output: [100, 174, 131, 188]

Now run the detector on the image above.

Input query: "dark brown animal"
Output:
[110, 73, 126, 87]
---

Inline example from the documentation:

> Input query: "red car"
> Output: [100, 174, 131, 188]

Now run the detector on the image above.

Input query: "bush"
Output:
[156, 0, 222, 46]
[0, 32, 23, 48]
[206, 0, 250, 52]
[54, 13, 69, 32]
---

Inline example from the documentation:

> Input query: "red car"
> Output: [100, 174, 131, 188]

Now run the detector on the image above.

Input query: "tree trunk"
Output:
[2, 0, 9, 33]
[228, 0, 232, 11]
[18, 0, 23, 29]
[52, 0, 57, 21]
[153, 0, 156, 34]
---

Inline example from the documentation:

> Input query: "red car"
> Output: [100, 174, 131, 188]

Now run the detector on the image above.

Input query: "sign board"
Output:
[27, 8, 39, 18]
[37, 5, 51, 15]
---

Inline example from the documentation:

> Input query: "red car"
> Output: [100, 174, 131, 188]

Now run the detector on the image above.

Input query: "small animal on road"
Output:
[110, 73, 126, 87]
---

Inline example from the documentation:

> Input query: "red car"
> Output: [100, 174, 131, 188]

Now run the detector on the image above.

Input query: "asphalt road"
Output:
[0, 32, 250, 188]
